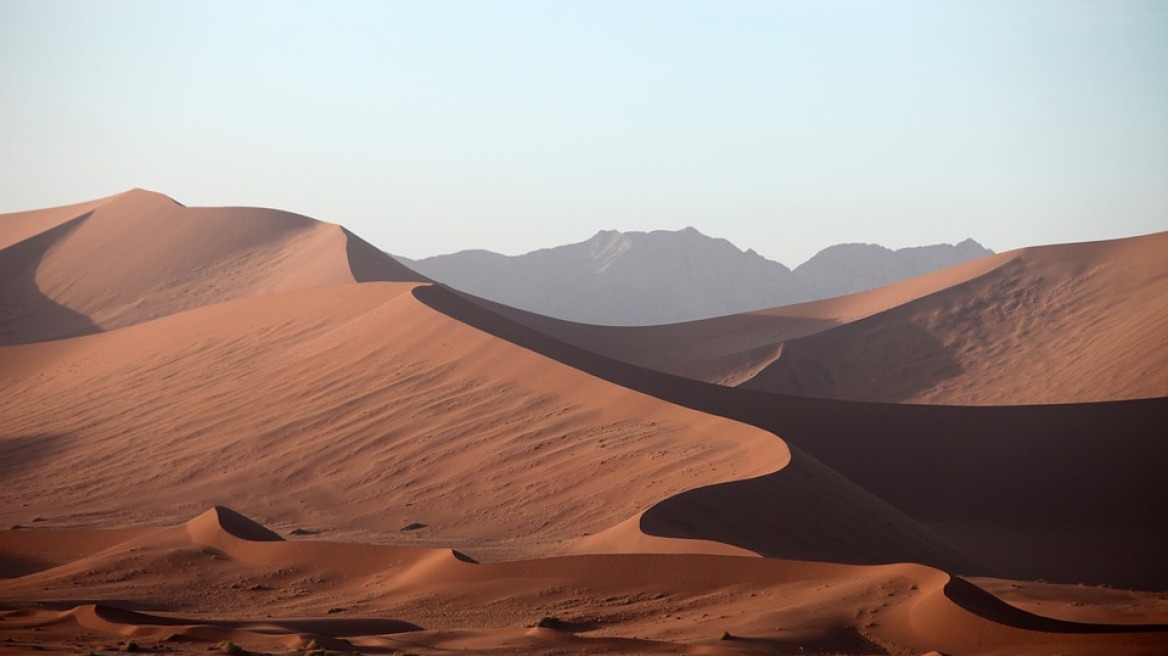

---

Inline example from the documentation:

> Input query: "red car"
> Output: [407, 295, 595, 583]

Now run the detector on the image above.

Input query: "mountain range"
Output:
[398, 227, 993, 325]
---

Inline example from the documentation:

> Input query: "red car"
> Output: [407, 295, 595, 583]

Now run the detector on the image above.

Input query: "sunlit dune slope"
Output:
[0, 280, 969, 570]
[488, 232, 1168, 405]
[0, 189, 424, 344]
[476, 250, 1014, 385]
[1, 508, 1164, 656]
[743, 232, 1168, 403]
[440, 287, 1168, 588]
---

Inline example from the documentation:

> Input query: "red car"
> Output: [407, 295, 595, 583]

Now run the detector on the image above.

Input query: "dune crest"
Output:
[475, 249, 1015, 385]
[5, 193, 1165, 655]
[743, 232, 1168, 404]
[0, 189, 424, 344]
[185, 506, 285, 545]
[492, 232, 1168, 405]
[2, 520, 1164, 656]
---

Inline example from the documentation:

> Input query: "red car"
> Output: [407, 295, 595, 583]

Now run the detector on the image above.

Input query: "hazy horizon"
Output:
[2, 1, 1165, 266]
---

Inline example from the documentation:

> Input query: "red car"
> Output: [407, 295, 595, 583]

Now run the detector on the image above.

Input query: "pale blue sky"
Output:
[2, 1, 1165, 266]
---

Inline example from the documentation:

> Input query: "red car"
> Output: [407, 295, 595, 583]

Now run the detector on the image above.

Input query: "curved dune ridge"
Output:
[0, 188, 425, 344]
[493, 233, 1168, 404]
[476, 250, 1015, 385]
[0, 278, 971, 571]
[1, 507, 1164, 655]
[419, 284, 1168, 590]
[2, 191, 1166, 654]
[742, 232, 1168, 404]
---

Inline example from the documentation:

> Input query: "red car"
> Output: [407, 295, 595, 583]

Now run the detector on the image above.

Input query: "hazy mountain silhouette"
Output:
[397, 228, 993, 325]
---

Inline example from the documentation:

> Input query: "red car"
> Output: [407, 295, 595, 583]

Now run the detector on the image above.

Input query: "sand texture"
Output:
[498, 234, 1168, 404]
[2, 191, 1165, 655]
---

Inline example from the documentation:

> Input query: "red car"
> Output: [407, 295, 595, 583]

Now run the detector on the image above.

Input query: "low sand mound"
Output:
[1, 517, 1164, 656]
[185, 506, 285, 544]
[743, 232, 1168, 404]
[0, 189, 426, 344]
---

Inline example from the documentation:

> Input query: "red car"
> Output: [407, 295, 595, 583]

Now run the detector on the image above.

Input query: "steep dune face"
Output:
[437, 288, 1168, 589]
[0, 281, 771, 556]
[4, 192, 1165, 654]
[0, 189, 424, 344]
[0, 278, 978, 570]
[744, 232, 1168, 404]
[1, 193, 985, 569]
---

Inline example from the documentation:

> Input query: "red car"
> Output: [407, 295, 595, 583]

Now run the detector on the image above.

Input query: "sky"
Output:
[1, 1, 1165, 267]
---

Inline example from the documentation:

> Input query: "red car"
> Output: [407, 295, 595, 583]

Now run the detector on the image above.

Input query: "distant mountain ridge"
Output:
[397, 228, 993, 325]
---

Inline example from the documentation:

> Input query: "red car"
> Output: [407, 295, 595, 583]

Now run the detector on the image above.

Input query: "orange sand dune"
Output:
[477, 250, 1014, 385]
[434, 286, 1168, 589]
[0, 189, 423, 345]
[490, 232, 1168, 405]
[742, 232, 1168, 403]
[2, 508, 1164, 656]
[0, 280, 969, 571]
[4, 193, 1164, 654]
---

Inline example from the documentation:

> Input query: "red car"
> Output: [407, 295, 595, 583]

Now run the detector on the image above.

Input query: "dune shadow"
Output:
[0, 433, 72, 484]
[343, 228, 431, 283]
[0, 212, 101, 345]
[941, 575, 1168, 633]
[0, 553, 56, 579]
[412, 284, 974, 571]
[743, 314, 966, 402]
[639, 458, 977, 572]
[412, 284, 1168, 589]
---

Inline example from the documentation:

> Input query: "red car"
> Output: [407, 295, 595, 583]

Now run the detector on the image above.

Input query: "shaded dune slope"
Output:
[418, 285, 1168, 588]
[0, 280, 975, 571]
[743, 232, 1168, 404]
[476, 250, 1014, 385]
[487, 233, 1168, 406]
[2, 508, 1164, 655]
[0, 189, 424, 344]
[0, 276, 967, 571]
[0, 194, 982, 572]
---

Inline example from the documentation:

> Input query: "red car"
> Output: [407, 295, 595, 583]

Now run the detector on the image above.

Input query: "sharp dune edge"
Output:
[482, 232, 1168, 404]
[2, 191, 1165, 655]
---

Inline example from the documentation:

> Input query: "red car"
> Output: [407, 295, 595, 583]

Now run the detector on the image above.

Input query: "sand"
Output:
[2, 191, 1165, 655]
[496, 233, 1168, 405]
[2, 508, 1165, 656]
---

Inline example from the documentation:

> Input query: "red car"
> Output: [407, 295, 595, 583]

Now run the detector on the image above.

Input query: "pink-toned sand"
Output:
[2, 191, 1165, 655]
[498, 233, 1168, 404]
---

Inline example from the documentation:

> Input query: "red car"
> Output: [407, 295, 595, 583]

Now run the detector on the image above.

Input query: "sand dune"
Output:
[477, 250, 1015, 385]
[0, 279, 976, 572]
[436, 286, 1168, 589]
[3, 192, 1165, 655]
[0, 188, 423, 344]
[743, 232, 1168, 403]
[491, 233, 1168, 405]
[2, 508, 1164, 655]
